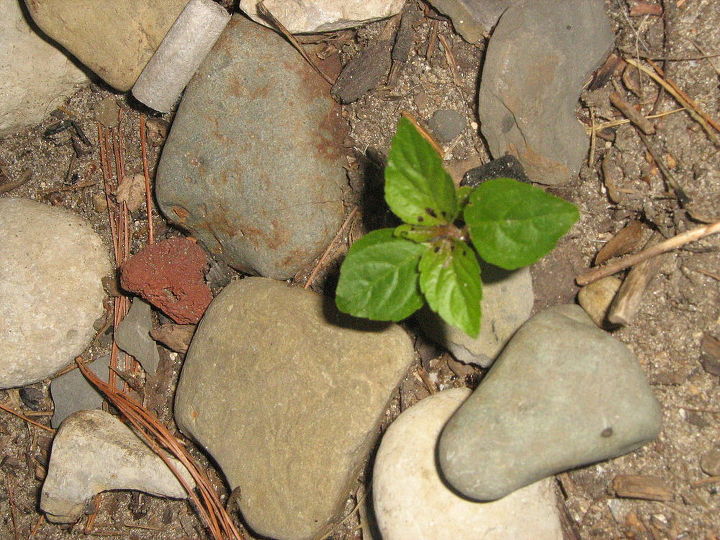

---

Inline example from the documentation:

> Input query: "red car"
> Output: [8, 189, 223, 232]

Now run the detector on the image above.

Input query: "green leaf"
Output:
[385, 117, 458, 226]
[336, 228, 427, 321]
[419, 239, 482, 337]
[464, 177, 579, 270]
[394, 224, 437, 243]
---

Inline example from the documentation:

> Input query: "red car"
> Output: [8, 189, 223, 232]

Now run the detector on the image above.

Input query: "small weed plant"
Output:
[335, 117, 579, 337]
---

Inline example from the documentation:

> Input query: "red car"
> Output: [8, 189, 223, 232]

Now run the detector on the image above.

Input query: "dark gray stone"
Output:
[438, 305, 662, 501]
[115, 298, 160, 374]
[427, 0, 510, 42]
[428, 109, 466, 143]
[156, 15, 346, 280]
[478, 0, 614, 185]
[461, 155, 530, 187]
[175, 277, 414, 540]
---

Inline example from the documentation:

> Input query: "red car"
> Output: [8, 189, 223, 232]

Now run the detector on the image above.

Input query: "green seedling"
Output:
[335, 116, 579, 337]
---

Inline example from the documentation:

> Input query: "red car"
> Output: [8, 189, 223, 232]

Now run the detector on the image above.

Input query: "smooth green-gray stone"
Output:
[174, 277, 414, 540]
[439, 305, 662, 501]
[156, 15, 346, 280]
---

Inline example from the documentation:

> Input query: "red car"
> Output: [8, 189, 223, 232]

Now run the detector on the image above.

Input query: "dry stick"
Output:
[588, 107, 597, 166]
[426, 19, 439, 60]
[437, 34, 465, 102]
[587, 107, 684, 133]
[691, 476, 720, 487]
[0, 402, 55, 433]
[576, 220, 720, 285]
[609, 91, 656, 134]
[304, 207, 359, 289]
[76, 359, 243, 540]
[140, 116, 155, 244]
[5, 477, 20, 540]
[635, 129, 689, 204]
[28, 514, 44, 538]
[607, 232, 668, 325]
[624, 57, 720, 146]
[0, 170, 32, 194]
[256, 1, 334, 85]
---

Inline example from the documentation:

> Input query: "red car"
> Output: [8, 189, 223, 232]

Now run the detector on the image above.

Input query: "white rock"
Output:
[239, 0, 405, 33]
[0, 0, 88, 136]
[418, 265, 534, 367]
[373, 388, 563, 540]
[0, 199, 111, 389]
[41, 410, 194, 523]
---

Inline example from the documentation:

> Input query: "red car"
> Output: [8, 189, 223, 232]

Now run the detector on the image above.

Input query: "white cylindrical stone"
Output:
[132, 0, 230, 112]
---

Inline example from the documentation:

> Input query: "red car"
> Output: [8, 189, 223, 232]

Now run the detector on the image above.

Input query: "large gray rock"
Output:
[0, 199, 110, 389]
[239, 0, 405, 33]
[41, 410, 193, 523]
[439, 305, 662, 501]
[418, 265, 533, 367]
[24, 0, 189, 91]
[175, 277, 414, 540]
[478, 0, 614, 185]
[156, 15, 346, 280]
[374, 388, 563, 539]
[427, 0, 510, 42]
[0, 0, 88, 136]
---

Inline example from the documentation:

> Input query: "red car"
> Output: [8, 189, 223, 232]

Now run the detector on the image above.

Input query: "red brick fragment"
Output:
[120, 237, 212, 324]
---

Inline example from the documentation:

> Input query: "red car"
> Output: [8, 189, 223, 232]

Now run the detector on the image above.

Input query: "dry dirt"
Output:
[1, 1, 719, 538]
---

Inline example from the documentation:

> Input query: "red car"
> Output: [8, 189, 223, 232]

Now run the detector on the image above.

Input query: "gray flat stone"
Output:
[418, 265, 533, 367]
[439, 305, 662, 501]
[41, 410, 193, 523]
[478, 0, 614, 185]
[428, 109, 466, 143]
[374, 388, 563, 539]
[427, 0, 510, 42]
[156, 15, 346, 280]
[175, 277, 414, 540]
[115, 298, 160, 374]
[50, 355, 122, 428]
[0, 198, 110, 389]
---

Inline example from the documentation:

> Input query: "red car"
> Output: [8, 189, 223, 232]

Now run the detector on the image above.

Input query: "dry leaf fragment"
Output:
[116, 174, 146, 213]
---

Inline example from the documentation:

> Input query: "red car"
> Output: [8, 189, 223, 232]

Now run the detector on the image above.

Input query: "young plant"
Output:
[335, 116, 579, 337]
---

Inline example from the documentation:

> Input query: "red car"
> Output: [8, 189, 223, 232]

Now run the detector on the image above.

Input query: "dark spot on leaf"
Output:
[425, 207, 437, 218]
[418, 216, 424, 222]
[433, 246, 440, 253]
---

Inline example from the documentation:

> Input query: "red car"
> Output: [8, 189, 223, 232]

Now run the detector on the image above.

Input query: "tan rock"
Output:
[24, 0, 189, 91]
[578, 276, 622, 327]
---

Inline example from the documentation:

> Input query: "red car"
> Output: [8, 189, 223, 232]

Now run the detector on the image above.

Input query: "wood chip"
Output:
[610, 91, 656, 135]
[150, 323, 196, 354]
[612, 475, 674, 501]
[629, 1, 663, 16]
[595, 221, 650, 265]
[700, 333, 720, 376]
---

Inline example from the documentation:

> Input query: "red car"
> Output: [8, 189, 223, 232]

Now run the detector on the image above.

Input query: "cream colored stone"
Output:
[24, 0, 189, 91]
[578, 276, 622, 327]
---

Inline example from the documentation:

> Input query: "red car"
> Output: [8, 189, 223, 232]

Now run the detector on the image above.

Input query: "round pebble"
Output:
[0, 198, 111, 388]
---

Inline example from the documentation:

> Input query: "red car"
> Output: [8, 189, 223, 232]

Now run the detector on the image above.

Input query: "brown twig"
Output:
[140, 116, 155, 244]
[609, 91, 656, 134]
[426, 19, 439, 60]
[76, 358, 244, 540]
[256, 1, 334, 85]
[624, 57, 720, 146]
[39, 179, 98, 194]
[0, 169, 32, 194]
[690, 476, 720, 487]
[586, 107, 684, 133]
[0, 402, 55, 433]
[28, 514, 44, 538]
[576, 220, 720, 285]
[437, 34, 465, 101]
[304, 207, 359, 289]
[4, 477, 20, 540]
[635, 129, 689, 204]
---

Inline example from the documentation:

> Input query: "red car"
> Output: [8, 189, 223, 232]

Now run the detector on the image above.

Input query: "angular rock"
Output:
[439, 305, 662, 501]
[175, 277, 414, 540]
[50, 355, 122, 428]
[24, 0, 189, 91]
[427, 0, 510, 42]
[156, 16, 346, 280]
[115, 298, 160, 374]
[239, 0, 405, 33]
[374, 388, 563, 539]
[0, 0, 88, 136]
[0, 199, 110, 389]
[41, 410, 193, 523]
[120, 237, 211, 325]
[418, 265, 533, 367]
[478, 0, 615, 185]
[577, 276, 622, 328]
